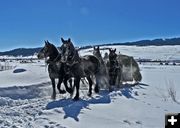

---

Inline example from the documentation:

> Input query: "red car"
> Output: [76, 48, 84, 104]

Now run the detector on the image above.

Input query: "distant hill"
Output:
[0, 48, 42, 57]
[79, 37, 180, 50]
[98, 38, 180, 46]
[122, 38, 180, 46]
[1, 37, 180, 56]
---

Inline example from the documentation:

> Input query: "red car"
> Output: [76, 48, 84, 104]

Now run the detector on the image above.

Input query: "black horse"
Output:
[108, 48, 122, 87]
[60, 38, 101, 100]
[37, 41, 73, 99]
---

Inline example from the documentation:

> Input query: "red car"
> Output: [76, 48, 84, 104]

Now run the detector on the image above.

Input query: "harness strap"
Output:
[46, 54, 61, 64]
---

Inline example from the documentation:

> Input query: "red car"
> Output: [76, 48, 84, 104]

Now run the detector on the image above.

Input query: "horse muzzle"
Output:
[37, 53, 45, 59]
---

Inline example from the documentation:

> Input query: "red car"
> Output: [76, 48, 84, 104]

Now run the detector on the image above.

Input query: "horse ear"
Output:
[93, 46, 96, 50]
[61, 38, 65, 43]
[109, 48, 111, 52]
[68, 38, 71, 42]
[114, 49, 116, 52]
[45, 40, 48, 45]
[46, 40, 50, 45]
[97, 46, 99, 50]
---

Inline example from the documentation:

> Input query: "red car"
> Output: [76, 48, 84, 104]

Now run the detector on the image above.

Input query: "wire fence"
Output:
[0, 62, 16, 71]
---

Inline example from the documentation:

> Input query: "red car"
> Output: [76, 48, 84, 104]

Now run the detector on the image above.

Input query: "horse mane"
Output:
[50, 43, 59, 53]
[47, 43, 61, 62]
[65, 41, 81, 64]
[93, 48, 105, 65]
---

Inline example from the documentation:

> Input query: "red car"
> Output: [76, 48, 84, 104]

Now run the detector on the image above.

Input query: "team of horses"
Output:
[37, 38, 142, 100]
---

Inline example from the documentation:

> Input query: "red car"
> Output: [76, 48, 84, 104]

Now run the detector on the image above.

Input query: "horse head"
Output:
[37, 40, 59, 60]
[93, 46, 101, 57]
[109, 48, 117, 61]
[60, 37, 78, 64]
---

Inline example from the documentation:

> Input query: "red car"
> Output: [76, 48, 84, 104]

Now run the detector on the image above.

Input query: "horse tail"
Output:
[131, 57, 142, 82]
[133, 70, 142, 82]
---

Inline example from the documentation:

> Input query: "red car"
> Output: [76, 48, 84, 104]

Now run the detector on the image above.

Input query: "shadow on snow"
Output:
[0, 82, 51, 100]
[45, 82, 148, 122]
[46, 90, 111, 121]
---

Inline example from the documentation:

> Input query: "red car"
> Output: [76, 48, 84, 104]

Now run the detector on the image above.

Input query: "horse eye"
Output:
[44, 48, 48, 52]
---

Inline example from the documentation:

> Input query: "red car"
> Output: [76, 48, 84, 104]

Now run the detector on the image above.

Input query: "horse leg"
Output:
[69, 78, 73, 89]
[64, 76, 73, 94]
[94, 76, 100, 93]
[109, 75, 112, 85]
[57, 77, 66, 94]
[68, 78, 74, 97]
[87, 76, 93, 97]
[117, 68, 122, 88]
[73, 77, 80, 101]
[108, 75, 114, 92]
[51, 78, 56, 99]
[113, 74, 117, 85]
[94, 73, 101, 93]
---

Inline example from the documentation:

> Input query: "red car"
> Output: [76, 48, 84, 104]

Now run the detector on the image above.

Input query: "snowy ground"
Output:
[80, 45, 180, 61]
[0, 45, 180, 128]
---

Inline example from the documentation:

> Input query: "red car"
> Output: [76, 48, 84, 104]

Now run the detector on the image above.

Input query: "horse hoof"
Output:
[67, 88, 73, 94]
[70, 93, 73, 98]
[87, 92, 92, 97]
[94, 86, 99, 93]
[109, 88, 113, 92]
[73, 96, 79, 101]
[51, 94, 56, 100]
[59, 89, 66, 94]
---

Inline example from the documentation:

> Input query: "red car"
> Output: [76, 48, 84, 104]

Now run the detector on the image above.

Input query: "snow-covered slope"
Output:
[80, 45, 180, 60]
[0, 61, 49, 87]
[0, 45, 180, 128]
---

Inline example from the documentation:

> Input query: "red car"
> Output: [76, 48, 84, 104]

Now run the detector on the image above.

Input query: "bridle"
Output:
[61, 43, 80, 66]
[42, 45, 61, 64]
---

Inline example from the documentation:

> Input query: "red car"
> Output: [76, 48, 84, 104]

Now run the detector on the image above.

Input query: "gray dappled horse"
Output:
[37, 41, 73, 99]
[93, 46, 109, 89]
[117, 51, 142, 83]
[60, 38, 101, 100]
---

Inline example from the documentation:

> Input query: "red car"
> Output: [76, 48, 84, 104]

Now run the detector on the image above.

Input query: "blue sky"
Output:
[0, 0, 180, 51]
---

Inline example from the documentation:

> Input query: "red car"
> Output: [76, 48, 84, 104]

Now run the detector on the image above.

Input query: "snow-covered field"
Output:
[80, 45, 180, 61]
[0, 45, 180, 128]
